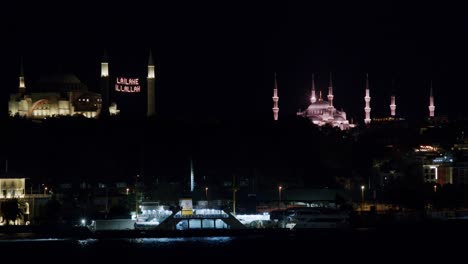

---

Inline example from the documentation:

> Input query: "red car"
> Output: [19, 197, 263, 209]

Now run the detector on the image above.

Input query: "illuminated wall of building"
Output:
[0, 178, 25, 199]
[9, 92, 117, 119]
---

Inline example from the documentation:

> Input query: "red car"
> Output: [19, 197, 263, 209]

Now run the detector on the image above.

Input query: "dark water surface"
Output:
[0, 222, 466, 263]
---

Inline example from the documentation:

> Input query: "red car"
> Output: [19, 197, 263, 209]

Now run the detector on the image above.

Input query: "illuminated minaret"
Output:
[100, 51, 110, 117]
[310, 74, 317, 103]
[429, 81, 435, 117]
[327, 72, 334, 115]
[390, 94, 396, 117]
[147, 50, 156, 117]
[272, 73, 279, 121]
[19, 57, 26, 95]
[364, 73, 371, 125]
[190, 158, 194, 192]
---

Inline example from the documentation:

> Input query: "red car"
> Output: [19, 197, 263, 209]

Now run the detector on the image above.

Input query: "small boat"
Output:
[273, 207, 351, 229]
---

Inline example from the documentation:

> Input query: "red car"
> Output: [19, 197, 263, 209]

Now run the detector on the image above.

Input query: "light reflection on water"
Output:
[74, 236, 234, 248]
[0, 237, 66, 243]
[0, 235, 233, 247]
[116, 236, 233, 248]
[76, 238, 98, 247]
[132, 236, 233, 244]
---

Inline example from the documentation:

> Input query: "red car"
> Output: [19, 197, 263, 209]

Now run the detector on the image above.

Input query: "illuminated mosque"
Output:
[8, 51, 157, 119]
[273, 73, 436, 130]
[296, 73, 355, 130]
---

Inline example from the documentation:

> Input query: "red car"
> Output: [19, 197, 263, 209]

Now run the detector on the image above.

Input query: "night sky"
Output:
[4, 1, 468, 121]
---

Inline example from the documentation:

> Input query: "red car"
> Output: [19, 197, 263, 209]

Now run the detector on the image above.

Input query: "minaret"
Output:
[147, 50, 156, 117]
[364, 73, 371, 125]
[190, 158, 195, 192]
[327, 72, 334, 115]
[390, 94, 396, 117]
[100, 51, 110, 117]
[310, 74, 317, 103]
[429, 81, 435, 118]
[272, 73, 279, 121]
[19, 57, 26, 95]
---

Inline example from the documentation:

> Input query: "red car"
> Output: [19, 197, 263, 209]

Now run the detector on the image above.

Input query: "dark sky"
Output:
[3, 1, 468, 121]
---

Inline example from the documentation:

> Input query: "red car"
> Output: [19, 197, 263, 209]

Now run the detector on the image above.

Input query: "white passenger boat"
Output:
[276, 207, 351, 229]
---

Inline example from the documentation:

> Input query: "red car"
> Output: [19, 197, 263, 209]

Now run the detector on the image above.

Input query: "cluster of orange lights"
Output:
[415, 145, 439, 152]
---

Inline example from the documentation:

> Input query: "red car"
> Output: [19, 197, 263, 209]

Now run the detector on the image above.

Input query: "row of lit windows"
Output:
[309, 110, 325, 114]
[33, 110, 50, 116]
[78, 98, 102, 102]
[0, 189, 25, 199]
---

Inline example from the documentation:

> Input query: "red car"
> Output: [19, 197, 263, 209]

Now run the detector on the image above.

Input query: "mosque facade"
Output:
[8, 52, 156, 119]
[296, 74, 355, 130]
[272, 73, 436, 130]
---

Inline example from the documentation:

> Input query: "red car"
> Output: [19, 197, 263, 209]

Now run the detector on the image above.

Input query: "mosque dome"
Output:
[307, 101, 329, 110]
[296, 86, 353, 130]
[35, 73, 89, 92]
[38, 74, 81, 84]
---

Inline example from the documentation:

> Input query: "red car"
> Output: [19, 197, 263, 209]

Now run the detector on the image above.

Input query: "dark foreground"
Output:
[1, 220, 467, 263]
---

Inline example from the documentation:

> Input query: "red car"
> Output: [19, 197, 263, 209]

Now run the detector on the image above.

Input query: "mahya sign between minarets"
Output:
[115, 77, 141, 93]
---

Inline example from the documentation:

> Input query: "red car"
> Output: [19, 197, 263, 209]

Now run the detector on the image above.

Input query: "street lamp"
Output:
[126, 188, 130, 195]
[361, 185, 365, 201]
[434, 185, 437, 193]
[205, 187, 209, 200]
[278, 186, 282, 209]
[44, 186, 48, 195]
[361, 185, 365, 211]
